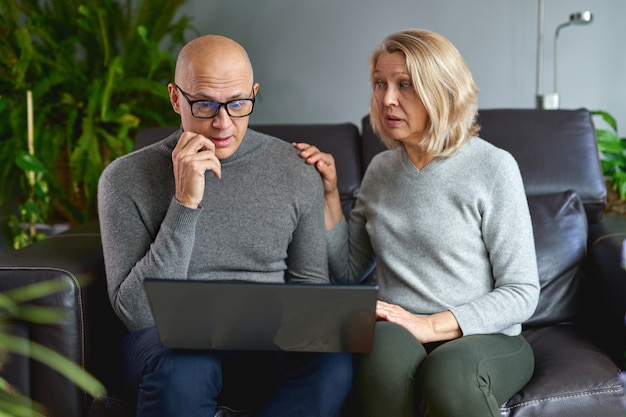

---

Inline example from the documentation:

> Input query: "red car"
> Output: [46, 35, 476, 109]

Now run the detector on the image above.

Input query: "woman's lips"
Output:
[385, 115, 403, 128]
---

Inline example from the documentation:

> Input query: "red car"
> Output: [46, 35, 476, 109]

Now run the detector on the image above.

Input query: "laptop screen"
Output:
[144, 279, 379, 353]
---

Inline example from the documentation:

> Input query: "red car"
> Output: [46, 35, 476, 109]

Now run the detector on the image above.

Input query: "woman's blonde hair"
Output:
[369, 29, 480, 157]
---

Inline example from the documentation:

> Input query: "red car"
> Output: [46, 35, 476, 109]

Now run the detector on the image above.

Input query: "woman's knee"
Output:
[416, 335, 533, 417]
[355, 322, 426, 417]
[358, 322, 425, 381]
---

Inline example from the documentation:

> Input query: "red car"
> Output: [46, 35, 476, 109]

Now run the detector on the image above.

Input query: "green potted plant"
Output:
[591, 109, 626, 214]
[0, 0, 197, 248]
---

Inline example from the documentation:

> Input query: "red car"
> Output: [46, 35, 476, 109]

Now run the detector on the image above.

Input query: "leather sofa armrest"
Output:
[585, 215, 626, 367]
[0, 221, 126, 417]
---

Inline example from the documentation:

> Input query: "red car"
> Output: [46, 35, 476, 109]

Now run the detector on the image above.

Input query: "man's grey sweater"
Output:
[327, 137, 540, 336]
[98, 129, 329, 332]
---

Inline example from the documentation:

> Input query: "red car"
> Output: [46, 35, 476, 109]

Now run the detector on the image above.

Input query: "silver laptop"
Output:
[144, 279, 378, 353]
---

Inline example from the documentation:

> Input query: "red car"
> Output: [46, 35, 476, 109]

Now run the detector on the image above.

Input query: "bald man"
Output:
[98, 34, 353, 417]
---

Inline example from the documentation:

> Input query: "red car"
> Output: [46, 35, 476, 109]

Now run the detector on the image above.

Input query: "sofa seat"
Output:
[502, 325, 622, 416]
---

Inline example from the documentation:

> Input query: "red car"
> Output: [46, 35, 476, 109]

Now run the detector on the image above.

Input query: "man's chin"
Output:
[214, 145, 239, 160]
[210, 137, 235, 157]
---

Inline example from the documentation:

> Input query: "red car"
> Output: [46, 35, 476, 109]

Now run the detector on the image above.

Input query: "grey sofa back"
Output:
[477, 109, 606, 222]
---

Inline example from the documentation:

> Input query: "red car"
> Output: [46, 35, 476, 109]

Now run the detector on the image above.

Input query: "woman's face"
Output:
[372, 51, 428, 147]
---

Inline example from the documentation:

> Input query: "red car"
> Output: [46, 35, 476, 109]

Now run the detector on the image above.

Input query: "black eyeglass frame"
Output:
[175, 84, 256, 119]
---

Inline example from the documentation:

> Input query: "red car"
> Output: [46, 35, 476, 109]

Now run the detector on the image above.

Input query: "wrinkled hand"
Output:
[172, 131, 222, 208]
[293, 142, 338, 195]
[376, 301, 431, 343]
[293, 142, 344, 230]
[376, 301, 462, 344]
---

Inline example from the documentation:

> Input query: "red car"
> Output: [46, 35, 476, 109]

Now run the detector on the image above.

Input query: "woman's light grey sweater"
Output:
[98, 129, 329, 332]
[327, 137, 540, 336]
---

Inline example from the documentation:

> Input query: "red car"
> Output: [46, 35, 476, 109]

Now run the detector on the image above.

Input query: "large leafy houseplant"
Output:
[591, 110, 626, 214]
[0, 0, 196, 248]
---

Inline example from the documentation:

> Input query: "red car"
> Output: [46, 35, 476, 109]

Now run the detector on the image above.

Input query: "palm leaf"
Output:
[0, 386, 47, 417]
[0, 333, 106, 399]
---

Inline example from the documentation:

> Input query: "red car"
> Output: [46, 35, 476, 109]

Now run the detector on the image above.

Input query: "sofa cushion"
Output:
[524, 190, 588, 327]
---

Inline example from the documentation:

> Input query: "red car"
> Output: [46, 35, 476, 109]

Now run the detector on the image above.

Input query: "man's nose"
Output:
[212, 106, 232, 128]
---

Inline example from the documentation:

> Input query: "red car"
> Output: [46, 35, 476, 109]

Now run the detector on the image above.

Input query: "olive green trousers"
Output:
[354, 321, 534, 417]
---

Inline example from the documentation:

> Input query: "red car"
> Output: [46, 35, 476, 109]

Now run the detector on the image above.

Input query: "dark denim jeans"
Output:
[121, 326, 353, 417]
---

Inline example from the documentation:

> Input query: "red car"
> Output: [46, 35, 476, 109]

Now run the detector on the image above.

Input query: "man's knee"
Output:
[320, 353, 353, 391]
[145, 350, 223, 392]
[312, 353, 354, 415]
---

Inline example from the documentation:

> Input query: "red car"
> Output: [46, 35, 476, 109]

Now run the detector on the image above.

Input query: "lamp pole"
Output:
[535, 0, 559, 109]
[552, 11, 593, 109]
[535, 0, 545, 108]
[536, 4, 593, 110]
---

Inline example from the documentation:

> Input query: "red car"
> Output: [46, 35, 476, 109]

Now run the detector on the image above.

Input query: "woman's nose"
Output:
[383, 88, 399, 106]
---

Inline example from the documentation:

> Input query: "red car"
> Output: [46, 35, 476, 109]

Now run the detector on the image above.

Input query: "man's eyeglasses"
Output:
[175, 85, 255, 119]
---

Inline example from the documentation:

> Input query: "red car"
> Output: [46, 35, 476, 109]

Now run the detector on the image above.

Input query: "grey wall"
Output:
[179, 0, 625, 132]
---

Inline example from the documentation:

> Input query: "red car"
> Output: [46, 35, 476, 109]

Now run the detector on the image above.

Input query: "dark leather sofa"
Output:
[0, 108, 624, 417]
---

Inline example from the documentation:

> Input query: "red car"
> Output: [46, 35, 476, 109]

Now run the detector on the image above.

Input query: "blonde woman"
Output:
[297, 29, 539, 417]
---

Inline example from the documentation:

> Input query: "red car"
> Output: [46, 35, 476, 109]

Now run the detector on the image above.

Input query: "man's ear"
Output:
[168, 83, 181, 114]
[253, 82, 260, 97]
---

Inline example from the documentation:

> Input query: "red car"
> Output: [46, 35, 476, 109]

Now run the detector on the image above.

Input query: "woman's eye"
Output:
[400, 81, 411, 88]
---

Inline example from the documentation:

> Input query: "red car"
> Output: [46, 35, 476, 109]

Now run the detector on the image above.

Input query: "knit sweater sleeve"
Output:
[98, 154, 201, 331]
[449, 151, 540, 336]
[326, 218, 376, 284]
[282, 152, 329, 284]
[326, 181, 377, 284]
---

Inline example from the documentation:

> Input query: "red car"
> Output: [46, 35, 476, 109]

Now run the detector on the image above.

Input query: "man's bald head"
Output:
[168, 34, 259, 160]
[174, 35, 254, 87]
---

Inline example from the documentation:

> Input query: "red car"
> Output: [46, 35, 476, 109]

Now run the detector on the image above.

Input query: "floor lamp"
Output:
[536, 1, 593, 109]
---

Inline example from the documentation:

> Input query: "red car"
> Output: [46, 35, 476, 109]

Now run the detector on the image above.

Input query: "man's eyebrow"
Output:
[190, 91, 249, 101]
[227, 92, 250, 100]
